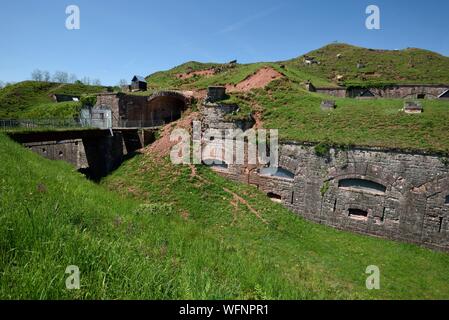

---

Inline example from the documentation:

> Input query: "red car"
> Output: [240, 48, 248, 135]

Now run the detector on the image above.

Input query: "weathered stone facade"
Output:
[215, 143, 449, 252]
[347, 85, 449, 99]
[96, 91, 188, 127]
[24, 139, 88, 169]
[316, 87, 347, 98]
[23, 134, 125, 178]
[307, 82, 449, 100]
[200, 101, 449, 251]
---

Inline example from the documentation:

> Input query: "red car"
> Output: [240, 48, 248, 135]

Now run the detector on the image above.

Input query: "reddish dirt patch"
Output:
[144, 111, 199, 159]
[176, 68, 216, 79]
[227, 67, 283, 93]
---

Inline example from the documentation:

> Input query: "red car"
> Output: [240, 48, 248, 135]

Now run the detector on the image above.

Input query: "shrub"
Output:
[315, 143, 331, 157]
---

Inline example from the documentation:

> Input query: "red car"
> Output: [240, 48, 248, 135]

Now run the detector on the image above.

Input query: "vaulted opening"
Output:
[147, 96, 186, 125]
[338, 178, 387, 195]
[361, 90, 375, 97]
[348, 208, 368, 221]
[203, 159, 228, 171]
[439, 90, 449, 99]
[267, 192, 282, 203]
[259, 167, 295, 180]
[417, 94, 426, 99]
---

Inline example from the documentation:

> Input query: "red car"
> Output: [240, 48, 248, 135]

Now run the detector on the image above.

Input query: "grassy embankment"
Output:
[1, 133, 449, 299]
[0, 81, 105, 119]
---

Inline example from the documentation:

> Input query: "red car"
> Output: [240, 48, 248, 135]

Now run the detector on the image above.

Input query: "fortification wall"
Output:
[315, 88, 347, 98]
[24, 139, 88, 169]
[23, 134, 125, 179]
[312, 84, 449, 99]
[200, 103, 449, 251]
[215, 144, 449, 251]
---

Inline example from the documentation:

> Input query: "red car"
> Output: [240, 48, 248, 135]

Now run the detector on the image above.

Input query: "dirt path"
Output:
[227, 67, 283, 93]
[188, 164, 267, 225]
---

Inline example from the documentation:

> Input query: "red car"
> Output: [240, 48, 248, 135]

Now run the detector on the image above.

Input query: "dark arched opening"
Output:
[338, 178, 387, 195]
[146, 94, 187, 125]
[348, 208, 368, 220]
[260, 167, 295, 180]
[202, 159, 228, 171]
[267, 192, 282, 203]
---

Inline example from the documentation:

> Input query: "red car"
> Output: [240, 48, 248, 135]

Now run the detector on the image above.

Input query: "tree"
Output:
[31, 69, 44, 81]
[81, 77, 91, 85]
[43, 71, 51, 82]
[69, 73, 78, 84]
[53, 71, 69, 83]
[118, 79, 128, 87]
[92, 79, 101, 86]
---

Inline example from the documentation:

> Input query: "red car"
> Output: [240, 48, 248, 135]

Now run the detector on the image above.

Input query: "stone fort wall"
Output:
[201, 103, 449, 251]
[215, 144, 449, 252]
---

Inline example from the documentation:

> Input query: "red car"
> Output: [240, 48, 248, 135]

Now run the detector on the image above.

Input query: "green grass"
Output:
[286, 43, 449, 85]
[250, 80, 449, 153]
[2, 133, 449, 299]
[0, 81, 105, 118]
[141, 43, 449, 152]
[20, 101, 82, 119]
[147, 62, 318, 90]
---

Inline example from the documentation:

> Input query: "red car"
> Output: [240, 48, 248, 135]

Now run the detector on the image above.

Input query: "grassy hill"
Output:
[144, 43, 449, 153]
[1, 133, 449, 299]
[0, 81, 106, 118]
[146, 43, 449, 90]
[287, 43, 449, 86]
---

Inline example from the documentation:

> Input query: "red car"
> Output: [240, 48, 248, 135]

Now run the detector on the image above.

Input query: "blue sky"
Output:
[1, 0, 448, 85]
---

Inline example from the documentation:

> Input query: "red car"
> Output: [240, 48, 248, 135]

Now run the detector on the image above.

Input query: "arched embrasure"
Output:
[260, 167, 295, 180]
[267, 192, 282, 203]
[338, 178, 387, 195]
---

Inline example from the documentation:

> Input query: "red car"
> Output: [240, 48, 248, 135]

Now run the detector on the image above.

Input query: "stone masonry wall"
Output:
[24, 139, 88, 169]
[200, 103, 449, 251]
[215, 144, 449, 251]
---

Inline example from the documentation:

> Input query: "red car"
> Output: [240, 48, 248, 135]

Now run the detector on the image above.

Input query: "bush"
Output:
[315, 143, 331, 157]
[80, 95, 97, 107]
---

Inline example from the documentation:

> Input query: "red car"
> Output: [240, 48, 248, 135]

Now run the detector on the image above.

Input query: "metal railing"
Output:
[0, 118, 166, 131]
[0, 119, 84, 131]
[116, 120, 165, 128]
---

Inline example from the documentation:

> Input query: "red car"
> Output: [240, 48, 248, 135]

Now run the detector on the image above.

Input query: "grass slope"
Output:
[0, 81, 105, 118]
[252, 81, 449, 153]
[143, 43, 449, 152]
[288, 43, 449, 86]
[1, 134, 448, 299]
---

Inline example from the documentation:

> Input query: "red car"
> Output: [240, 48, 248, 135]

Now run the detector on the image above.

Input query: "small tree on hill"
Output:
[69, 74, 78, 84]
[53, 71, 69, 83]
[31, 69, 44, 81]
[43, 71, 51, 82]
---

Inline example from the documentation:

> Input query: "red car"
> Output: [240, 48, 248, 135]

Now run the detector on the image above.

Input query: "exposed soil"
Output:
[176, 68, 216, 79]
[144, 111, 199, 159]
[227, 67, 283, 92]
